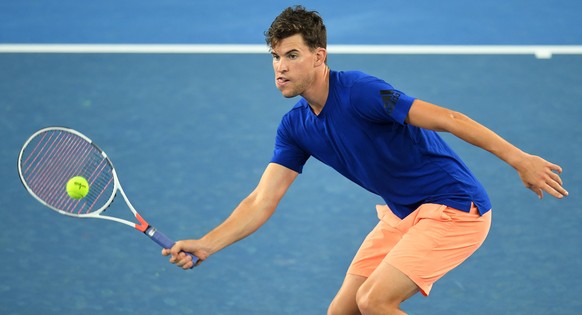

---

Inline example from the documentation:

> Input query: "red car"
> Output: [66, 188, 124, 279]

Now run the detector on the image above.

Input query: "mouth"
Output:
[276, 77, 290, 87]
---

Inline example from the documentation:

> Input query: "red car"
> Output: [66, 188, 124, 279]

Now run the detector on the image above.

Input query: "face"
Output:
[271, 34, 320, 98]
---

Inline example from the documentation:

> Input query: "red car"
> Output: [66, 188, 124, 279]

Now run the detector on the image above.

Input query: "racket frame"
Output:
[17, 126, 196, 266]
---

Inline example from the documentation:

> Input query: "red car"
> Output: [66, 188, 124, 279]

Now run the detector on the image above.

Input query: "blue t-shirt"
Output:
[271, 70, 491, 219]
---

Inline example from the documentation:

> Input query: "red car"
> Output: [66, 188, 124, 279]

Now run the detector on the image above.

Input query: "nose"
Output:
[274, 59, 288, 73]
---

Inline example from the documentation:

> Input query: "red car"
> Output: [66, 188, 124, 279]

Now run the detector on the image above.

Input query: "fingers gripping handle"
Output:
[145, 226, 198, 269]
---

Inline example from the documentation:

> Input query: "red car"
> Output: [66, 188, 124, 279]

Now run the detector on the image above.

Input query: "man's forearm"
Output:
[200, 195, 277, 256]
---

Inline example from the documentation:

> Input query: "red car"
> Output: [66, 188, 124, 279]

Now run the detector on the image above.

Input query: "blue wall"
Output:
[1, 0, 581, 44]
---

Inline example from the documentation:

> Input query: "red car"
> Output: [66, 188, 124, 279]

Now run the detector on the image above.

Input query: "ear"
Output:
[314, 47, 327, 67]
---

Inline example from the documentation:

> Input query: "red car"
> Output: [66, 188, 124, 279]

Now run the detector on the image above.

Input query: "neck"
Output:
[303, 66, 330, 115]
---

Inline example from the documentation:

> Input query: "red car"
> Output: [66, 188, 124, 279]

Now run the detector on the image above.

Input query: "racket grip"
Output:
[145, 226, 197, 269]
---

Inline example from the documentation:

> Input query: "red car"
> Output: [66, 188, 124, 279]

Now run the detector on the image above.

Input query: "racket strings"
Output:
[20, 129, 115, 215]
[27, 132, 89, 206]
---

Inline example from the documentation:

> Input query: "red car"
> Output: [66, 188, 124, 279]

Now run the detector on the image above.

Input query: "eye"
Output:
[288, 53, 298, 60]
[271, 53, 280, 61]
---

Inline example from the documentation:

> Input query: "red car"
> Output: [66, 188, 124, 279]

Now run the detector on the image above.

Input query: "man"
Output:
[163, 6, 567, 314]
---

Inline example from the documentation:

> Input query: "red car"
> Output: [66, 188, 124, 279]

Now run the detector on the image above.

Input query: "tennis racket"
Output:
[17, 126, 197, 267]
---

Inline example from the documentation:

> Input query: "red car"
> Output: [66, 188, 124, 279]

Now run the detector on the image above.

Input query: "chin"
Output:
[280, 89, 300, 99]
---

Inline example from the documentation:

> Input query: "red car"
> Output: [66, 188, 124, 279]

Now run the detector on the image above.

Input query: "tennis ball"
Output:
[66, 176, 90, 200]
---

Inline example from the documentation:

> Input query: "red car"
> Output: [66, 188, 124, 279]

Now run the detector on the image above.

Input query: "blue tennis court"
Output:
[1, 1, 581, 314]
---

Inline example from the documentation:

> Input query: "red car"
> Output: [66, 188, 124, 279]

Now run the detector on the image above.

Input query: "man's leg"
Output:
[329, 205, 406, 315]
[328, 274, 367, 315]
[356, 262, 419, 315]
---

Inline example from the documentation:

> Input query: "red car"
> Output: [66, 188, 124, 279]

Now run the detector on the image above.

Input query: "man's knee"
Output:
[326, 300, 342, 315]
[327, 297, 358, 315]
[356, 284, 406, 315]
[328, 274, 367, 315]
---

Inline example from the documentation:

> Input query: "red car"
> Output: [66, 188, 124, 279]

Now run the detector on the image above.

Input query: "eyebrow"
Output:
[271, 48, 300, 56]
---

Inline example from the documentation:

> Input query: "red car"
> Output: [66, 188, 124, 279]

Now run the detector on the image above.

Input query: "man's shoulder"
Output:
[332, 70, 377, 87]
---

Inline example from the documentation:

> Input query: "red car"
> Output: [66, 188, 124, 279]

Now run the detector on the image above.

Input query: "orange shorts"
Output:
[347, 203, 491, 296]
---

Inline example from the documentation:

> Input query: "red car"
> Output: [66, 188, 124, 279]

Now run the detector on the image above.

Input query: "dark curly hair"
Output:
[265, 5, 327, 51]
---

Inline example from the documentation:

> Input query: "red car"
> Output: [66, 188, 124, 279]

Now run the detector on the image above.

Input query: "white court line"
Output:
[1, 44, 582, 58]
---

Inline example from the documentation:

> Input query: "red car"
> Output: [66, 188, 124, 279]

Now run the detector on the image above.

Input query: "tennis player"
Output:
[163, 6, 568, 314]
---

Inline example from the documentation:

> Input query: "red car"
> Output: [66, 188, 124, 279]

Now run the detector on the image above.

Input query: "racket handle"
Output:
[145, 226, 197, 269]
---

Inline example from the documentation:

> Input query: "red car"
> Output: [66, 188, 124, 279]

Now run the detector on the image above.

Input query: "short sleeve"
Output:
[349, 76, 415, 125]
[270, 116, 310, 173]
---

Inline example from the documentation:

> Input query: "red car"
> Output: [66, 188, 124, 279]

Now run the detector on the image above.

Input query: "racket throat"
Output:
[134, 213, 150, 232]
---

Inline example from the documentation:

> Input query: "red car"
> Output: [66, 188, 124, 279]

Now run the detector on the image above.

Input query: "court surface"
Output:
[1, 1, 581, 314]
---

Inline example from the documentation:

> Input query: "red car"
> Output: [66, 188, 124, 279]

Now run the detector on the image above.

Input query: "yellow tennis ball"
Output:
[66, 176, 90, 200]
